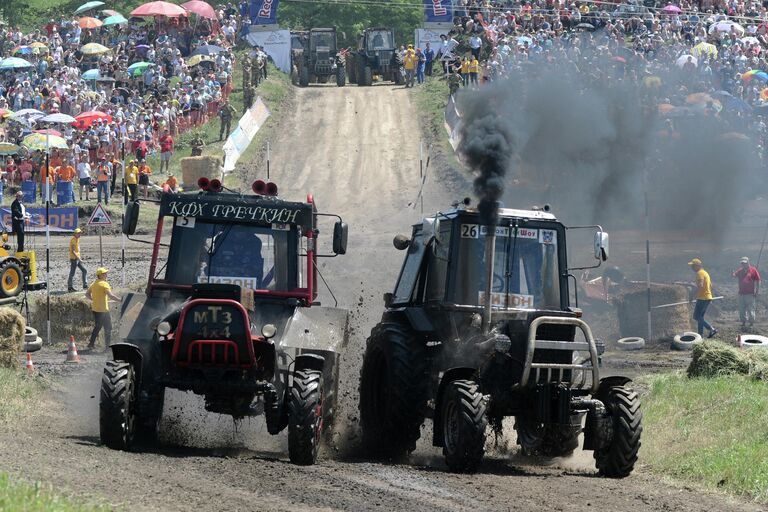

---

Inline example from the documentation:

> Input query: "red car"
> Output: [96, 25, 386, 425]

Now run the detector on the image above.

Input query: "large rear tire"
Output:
[359, 321, 427, 458]
[99, 360, 138, 450]
[442, 380, 487, 473]
[515, 416, 581, 457]
[288, 369, 324, 465]
[0, 260, 22, 298]
[594, 385, 642, 478]
[363, 65, 373, 86]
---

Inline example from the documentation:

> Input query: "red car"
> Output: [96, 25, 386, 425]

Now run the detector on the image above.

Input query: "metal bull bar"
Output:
[519, 316, 600, 393]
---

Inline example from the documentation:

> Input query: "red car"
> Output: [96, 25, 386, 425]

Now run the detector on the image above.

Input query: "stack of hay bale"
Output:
[181, 156, 221, 189]
[0, 308, 25, 368]
[32, 295, 93, 344]
[615, 282, 691, 343]
[688, 340, 768, 380]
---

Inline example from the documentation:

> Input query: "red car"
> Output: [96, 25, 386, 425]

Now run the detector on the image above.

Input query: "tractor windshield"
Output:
[311, 32, 334, 51]
[453, 224, 561, 310]
[367, 30, 393, 50]
[162, 220, 299, 291]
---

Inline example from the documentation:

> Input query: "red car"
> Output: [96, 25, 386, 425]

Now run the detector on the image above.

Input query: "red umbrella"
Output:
[33, 129, 63, 137]
[79, 16, 104, 29]
[181, 0, 216, 19]
[73, 111, 112, 129]
[131, 1, 189, 17]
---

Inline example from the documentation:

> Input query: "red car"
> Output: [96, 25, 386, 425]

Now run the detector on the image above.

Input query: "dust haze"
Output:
[458, 51, 759, 236]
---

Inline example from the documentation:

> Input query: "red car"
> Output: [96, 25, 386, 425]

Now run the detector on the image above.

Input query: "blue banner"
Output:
[250, 0, 279, 25]
[425, 0, 453, 22]
[0, 207, 79, 233]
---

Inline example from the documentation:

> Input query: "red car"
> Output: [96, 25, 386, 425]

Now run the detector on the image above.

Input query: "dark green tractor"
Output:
[359, 202, 641, 476]
[347, 28, 403, 86]
[293, 28, 346, 87]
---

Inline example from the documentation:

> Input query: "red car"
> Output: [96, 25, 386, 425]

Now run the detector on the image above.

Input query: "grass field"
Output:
[411, 75, 457, 162]
[0, 367, 47, 426]
[641, 372, 768, 503]
[0, 473, 110, 511]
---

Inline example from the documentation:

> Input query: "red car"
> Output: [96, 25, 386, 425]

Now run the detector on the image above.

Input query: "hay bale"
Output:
[181, 156, 221, 187]
[615, 283, 691, 342]
[31, 294, 124, 345]
[0, 307, 25, 368]
[688, 340, 768, 379]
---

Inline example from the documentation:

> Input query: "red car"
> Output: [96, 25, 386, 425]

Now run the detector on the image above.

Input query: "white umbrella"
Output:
[740, 36, 761, 46]
[676, 54, 697, 68]
[39, 113, 76, 124]
[709, 20, 745, 35]
[11, 108, 45, 121]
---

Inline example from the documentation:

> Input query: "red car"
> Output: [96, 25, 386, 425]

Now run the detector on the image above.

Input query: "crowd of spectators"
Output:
[0, 3, 250, 203]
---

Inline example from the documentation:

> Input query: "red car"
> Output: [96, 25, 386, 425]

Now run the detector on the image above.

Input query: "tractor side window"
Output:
[425, 226, 451, 302]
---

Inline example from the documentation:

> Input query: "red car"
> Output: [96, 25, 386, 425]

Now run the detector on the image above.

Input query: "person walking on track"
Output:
[67, 228, 87, 292]
[733, 256, 761, 329]
[85, 267, 121, 350]
[688, 258, 717, 338]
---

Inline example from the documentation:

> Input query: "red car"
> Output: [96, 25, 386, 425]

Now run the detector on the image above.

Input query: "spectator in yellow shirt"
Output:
[67, 228, 87, 292]
[461, 57, 470, 87]
[125, 160, 139, 201]
[469, 57, 480, 87]
[85, 267, 121, 350]
[688, 258, 717, 338]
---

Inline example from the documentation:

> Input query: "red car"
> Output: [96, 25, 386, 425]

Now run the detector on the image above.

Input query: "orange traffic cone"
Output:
[65, 335, 81, 364]
[25, 353, 34, 372]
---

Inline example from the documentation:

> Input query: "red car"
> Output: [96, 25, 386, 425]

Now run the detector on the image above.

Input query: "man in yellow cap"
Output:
[85, 267, 121, 350]
[67, 228, 87, 292]
[688, 258, 717, 338]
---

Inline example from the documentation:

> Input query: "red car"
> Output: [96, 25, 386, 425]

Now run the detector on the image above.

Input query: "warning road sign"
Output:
[87, 203, 112, 226]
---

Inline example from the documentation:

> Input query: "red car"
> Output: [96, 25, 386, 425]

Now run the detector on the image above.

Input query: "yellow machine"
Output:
[0, 233, 45, 298]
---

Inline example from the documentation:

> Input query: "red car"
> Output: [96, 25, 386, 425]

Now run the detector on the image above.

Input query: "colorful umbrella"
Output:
[73, 111, 112, 130]
[103, 14, 128, 25]
[0, 142, 20, 156]
[761, 89, 768, 102]
[662, 4, 681, 13]
[191, 44, 225, 56]
[131, 1, 189, 17]
[0, 109, 13, 118]
[33, 129, 63, 137]
[741, 69, 768, 82]
[39, 113, 76, 124]
[692, 41, 718, 59]
[79, 17, 104, 29]
[0, 57, 33, 69]
[12, 46, 32, 55]
[29, 42, 49, 53]
[686, 92, 715, 105]
[80, 43, 110, 55]
[187, 54, 213, 66]
[22, 133, 69, 151]
[181, 0, 216, 19]
[82, 68, 101, 80]
[74, 1, 106, 15]
[127, 61, 154, 75]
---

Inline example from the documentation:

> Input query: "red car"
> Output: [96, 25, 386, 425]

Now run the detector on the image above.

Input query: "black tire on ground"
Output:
[594, 385, 642, 478]
[394, 68, 405, 85]
[442, 380, 487, 473]
[135, 388, 165, 445]
[362, 65, 373, 86]
[336, 66, 346, 87]
[515, 417, 581, 457]
[299, 65, 309, 87]
[99, 360, 138, 450]
[359, 321, 428, 458]
[0, 260, 22, 298]
[288, 369, 323, 465]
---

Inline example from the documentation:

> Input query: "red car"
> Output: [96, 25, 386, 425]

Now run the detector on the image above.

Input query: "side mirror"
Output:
[393, 234, 410, 250]
[333, 221, 348, 255]
[594, 231, 609, 261]
[123, 201, 140, 235]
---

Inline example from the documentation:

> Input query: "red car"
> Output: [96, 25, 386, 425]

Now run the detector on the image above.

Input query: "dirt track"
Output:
[0, 84, 763, 512]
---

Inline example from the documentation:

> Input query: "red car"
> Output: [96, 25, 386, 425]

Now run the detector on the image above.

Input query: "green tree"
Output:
[278, 0, 423, 47]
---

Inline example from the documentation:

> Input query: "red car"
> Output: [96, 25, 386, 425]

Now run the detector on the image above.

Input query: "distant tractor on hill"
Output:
[291, 28, 346, 87]
[348, 28, 403, 86]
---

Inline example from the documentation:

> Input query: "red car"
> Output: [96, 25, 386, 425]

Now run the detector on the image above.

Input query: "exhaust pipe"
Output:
[482, 227, 496, 335]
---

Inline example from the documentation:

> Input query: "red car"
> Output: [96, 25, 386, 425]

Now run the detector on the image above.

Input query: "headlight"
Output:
[261, 323, 277, 339]
[156, 321, 172, 336]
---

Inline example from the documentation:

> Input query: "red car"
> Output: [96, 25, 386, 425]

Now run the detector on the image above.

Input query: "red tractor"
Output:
[100, 178, 348, 465]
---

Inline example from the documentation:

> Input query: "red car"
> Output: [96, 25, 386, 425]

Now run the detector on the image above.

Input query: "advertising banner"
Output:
[414, 27, 451, 51]
[424, 0, 453, 23]
[223, 97, 271, 173]
[250, 0, 279, 25]
[0, 206, 79, 233]
[245, 29, 291, 72]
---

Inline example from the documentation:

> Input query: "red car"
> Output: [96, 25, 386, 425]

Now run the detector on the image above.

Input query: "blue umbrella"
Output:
[74, 1, 105, 15]
[103, 14, 128, 26]
[191, 44, 225, 56]
[82, 68, 101, 80]
[0, 57, 33, 70]
[723, 96, 752, 113]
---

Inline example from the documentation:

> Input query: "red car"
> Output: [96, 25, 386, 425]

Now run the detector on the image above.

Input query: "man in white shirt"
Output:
[77, 160, 92, 201]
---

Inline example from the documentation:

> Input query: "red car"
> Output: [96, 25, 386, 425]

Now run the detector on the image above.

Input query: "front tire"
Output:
[594, 385, 642, 478]
[288, 369, 323, 465]
[99, 360, 138, 450]
[359, 321, 427, 458]
[336, 66, 346, 87]
[0, 260, 22, 298]
[442, 380, 487, 473]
